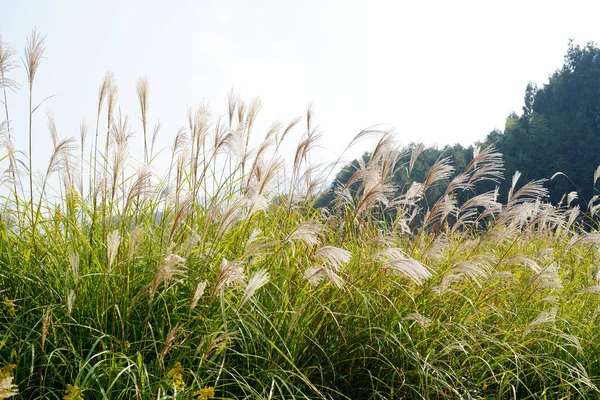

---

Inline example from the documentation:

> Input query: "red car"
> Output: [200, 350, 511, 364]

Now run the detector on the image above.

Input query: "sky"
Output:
[3, 0, 600, 188]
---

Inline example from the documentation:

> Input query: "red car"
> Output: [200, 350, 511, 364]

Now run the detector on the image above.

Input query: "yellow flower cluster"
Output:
[63, 384, 84, 400]
[165, 362, 185, 391]
[193, 386, 215, 400]
[3, 297, 16, 316]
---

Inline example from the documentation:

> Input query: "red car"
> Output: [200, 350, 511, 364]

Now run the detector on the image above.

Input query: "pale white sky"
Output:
[2, 0, 600, 185]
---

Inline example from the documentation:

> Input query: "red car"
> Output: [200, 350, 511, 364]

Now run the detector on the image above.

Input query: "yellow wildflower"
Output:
[193, 386, 215, 400]
[165, 362, 185, 391]
[63, 384, 84, 400]
[3, 297, 16, 316]
[0, 364, 18, 399]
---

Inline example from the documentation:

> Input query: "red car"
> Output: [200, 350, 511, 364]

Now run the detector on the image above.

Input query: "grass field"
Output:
[3, 30, 600, 399]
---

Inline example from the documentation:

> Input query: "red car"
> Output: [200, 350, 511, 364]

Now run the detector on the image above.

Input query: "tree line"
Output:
[318, 40, 600, 212]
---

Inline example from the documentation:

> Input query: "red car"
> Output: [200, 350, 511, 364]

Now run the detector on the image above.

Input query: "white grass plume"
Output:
[151, 254, 187, 296]
[238, 269, 269, 310]
[288, 221, 322, 246]
[377, 248, 432, 285]
[526, 307, 557, 333]
[0, 35, 19, 93]
[303, 266, 345, 288]
[409, 143, 425, 175]
[68, 251, 79, 285]
[213, 258, 246, 295]
[24, 27, 46, 90]
[315, 246, 352, 271]
[404, 312, 432, 328]
[190, 281, 207, 310]
[106, 230, 121, 274]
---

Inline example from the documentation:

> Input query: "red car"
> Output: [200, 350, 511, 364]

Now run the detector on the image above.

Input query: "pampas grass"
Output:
[4, 29, 600, 400]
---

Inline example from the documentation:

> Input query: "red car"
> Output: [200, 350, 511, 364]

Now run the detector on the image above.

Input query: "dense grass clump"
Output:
[3, 30, 600, 399]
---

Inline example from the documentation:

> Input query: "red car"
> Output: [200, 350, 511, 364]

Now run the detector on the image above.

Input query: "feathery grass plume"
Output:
[526, 307, 557, 333]
[106, 230, 121, 273]
[46, 112, 76, 188]
[292, 129, 322, 187]
[92, 72, 112, 188]
[422, 156, 454, 193]
[409, 142, 425, 174]
[190, 281, 207, 310]
[0, 123, 19, 189]
[216, 196, 248, 238]
[159, 324, 182, 369]
[404, 312, 432, 328]
[109, 112, 132, 198]
[244, 97, 262, 148]
[150, 120, 160, 160]
[238, 269, 269, 310]
[24, 27, 46, 91]
[0, 364, 18, 399]
[593, 165, 600, 187]
[227, 89, 238, 128]
[167, 195, 194, 244]
[188, 103, 211, 190]
[507, 176, 548, 206]
[68, 251, 80, 285]
[135, 76, 150, 163]
[33, 137, 77, 229]
[66, 289, 75, 315]
[245, 157, 284, 210]
[423, 194, 457, 229]
[533, 262, 563, 290]
[127, 225, 143, 262]
[444, 256, 493, 287]
[41, 305, 51, 351]
[405, 181, 425, 202]
[464, 144, 504, 186]
[507, 170, 521, 202]
[104, 73, 119, 145]
[124, 165, 152, 212]
[183, 231, 200, 258]
[0, 35, 18, 196]
[236, 97, 247, 129]
[0, 35, 18, 93]
[303, 266, 345, 288]
[24, 28, 46, 225]
[151, 254, 187, 296]
[355, 180, 396, 217]
[567, 191, 578, 207]
[453, 190, 501, 230]
[222, 128, 245, 162]
[79, 119, 87, 194]
[578, 285, 600, 294]
[377, 248, 432, 285]
[505, 254, 542, 274]
[212, 258, 245, 296]
[240, 230, 274, 262]
[314, 246, 351, 271]
[567, 232, 600, 251]
[287, 221, 322, 246]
